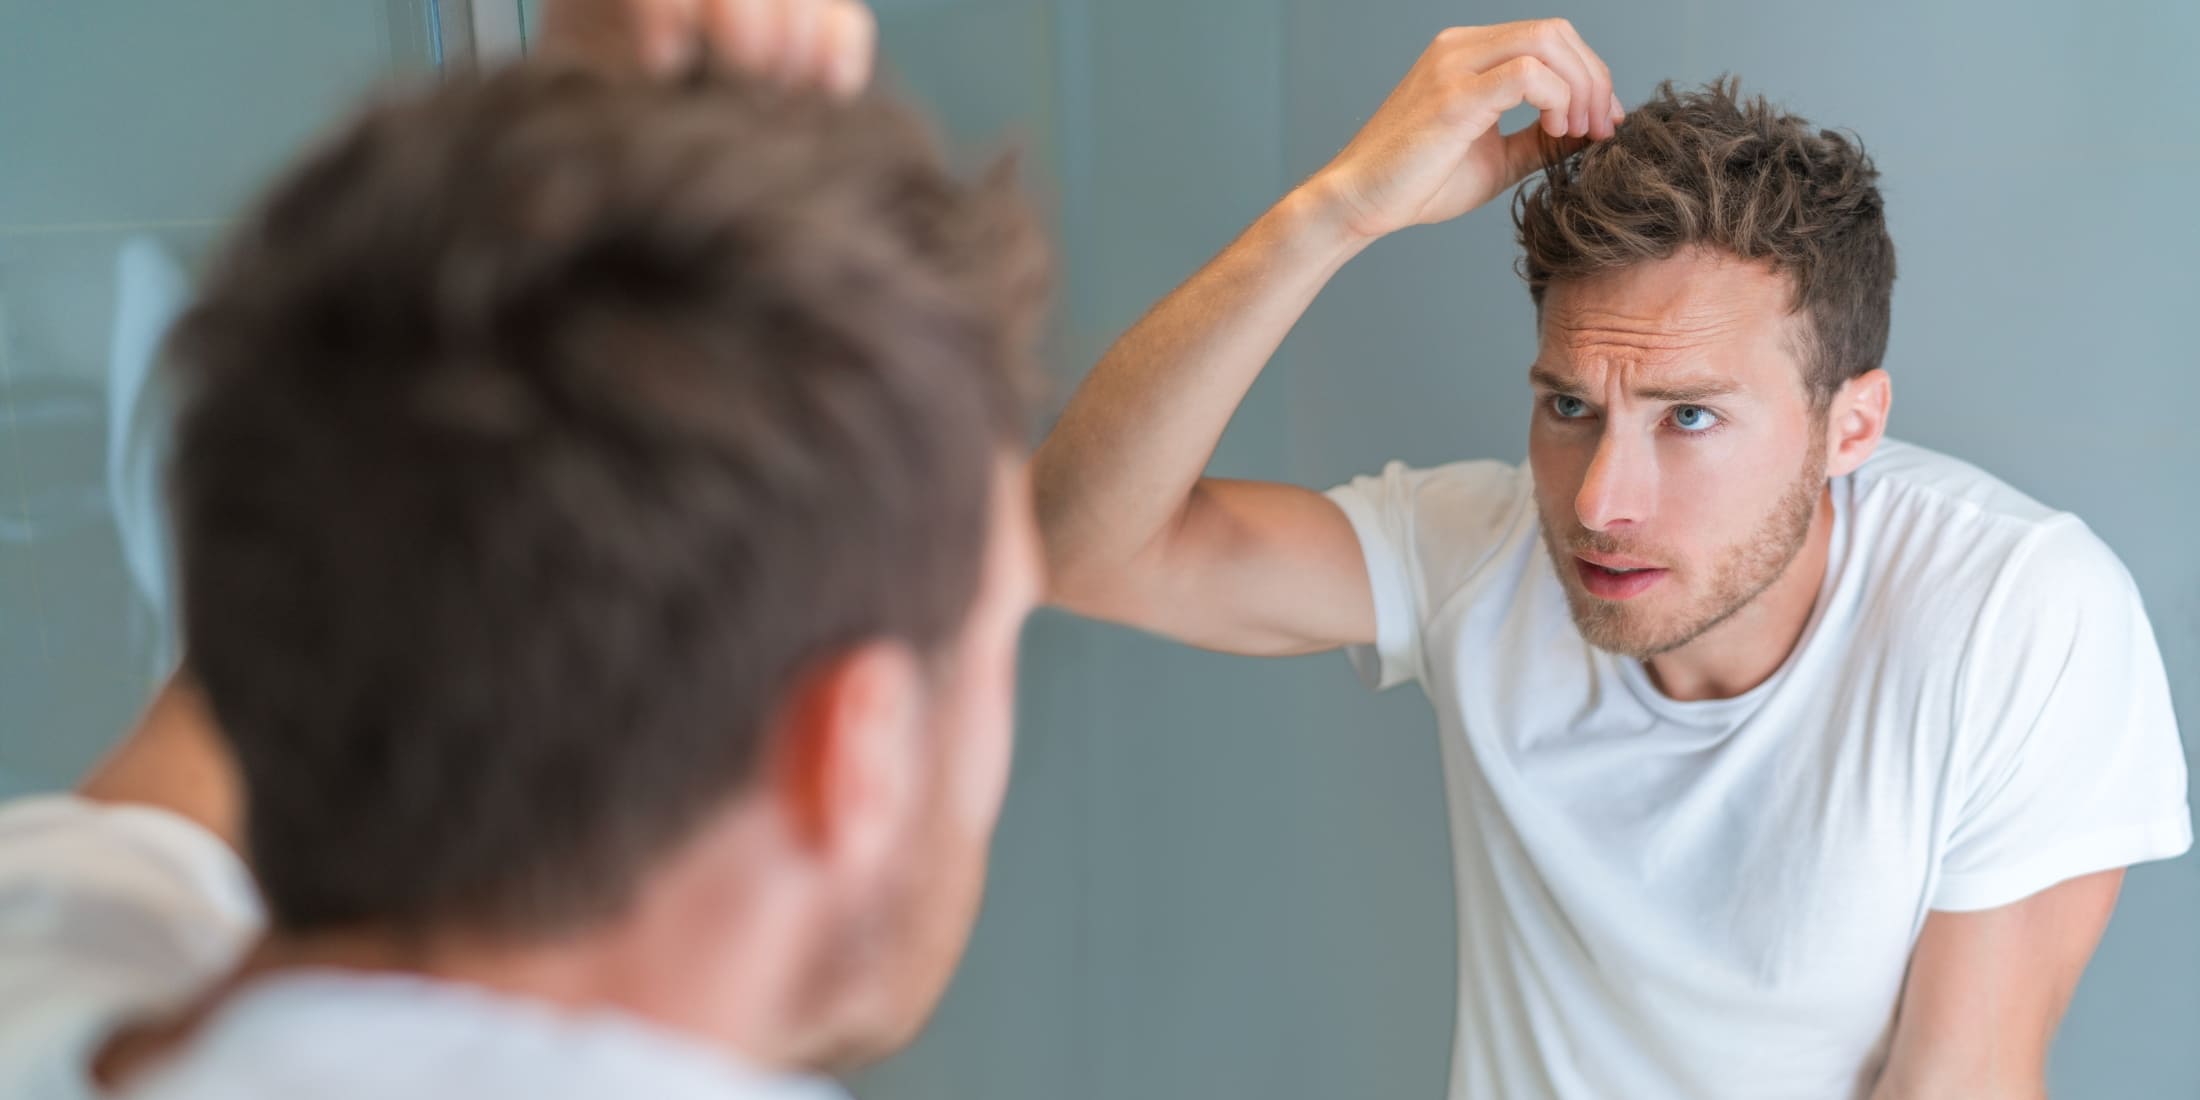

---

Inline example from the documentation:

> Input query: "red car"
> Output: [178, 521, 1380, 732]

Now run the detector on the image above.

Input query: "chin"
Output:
[833, 937, 971, 1070]
[811, 997, 927, 1074]
[1577, 623, 1672, 660]
[1565, 591, 1695, 659]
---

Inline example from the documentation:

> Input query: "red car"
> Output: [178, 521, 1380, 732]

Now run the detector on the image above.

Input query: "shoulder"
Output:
[0, 795, 261, 1081]
[1851, 438, 2068, 528]
[1325, 458, 1530, 548]
[1848, 439, 2137, 660]
[1326, 458, 1534, 599]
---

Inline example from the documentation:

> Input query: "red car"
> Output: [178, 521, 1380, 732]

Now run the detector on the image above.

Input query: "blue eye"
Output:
[1671, 405, 1720, 432]
[1551, 395, 1591, 419]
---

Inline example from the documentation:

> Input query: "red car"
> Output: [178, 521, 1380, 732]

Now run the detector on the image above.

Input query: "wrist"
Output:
[1269, 177, 1379, 268]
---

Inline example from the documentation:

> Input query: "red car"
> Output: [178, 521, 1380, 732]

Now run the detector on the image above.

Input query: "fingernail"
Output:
[824, 10, 870, 97]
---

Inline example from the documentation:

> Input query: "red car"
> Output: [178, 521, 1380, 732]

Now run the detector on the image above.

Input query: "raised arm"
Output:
[1035, 20, 1620, 655]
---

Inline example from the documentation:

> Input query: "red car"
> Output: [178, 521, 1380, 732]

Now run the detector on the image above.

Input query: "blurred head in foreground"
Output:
[165, 62, 1048, 1070]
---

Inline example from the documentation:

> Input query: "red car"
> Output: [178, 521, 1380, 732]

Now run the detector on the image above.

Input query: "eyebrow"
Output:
[1528, 367, 1738, 404]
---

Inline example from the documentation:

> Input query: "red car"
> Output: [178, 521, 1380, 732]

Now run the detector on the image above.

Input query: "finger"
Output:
[1501, 21, 1595, 138]
[1609, 92, 1625, 129]
[705, 0, 778, 74]
[641, 0, 702, 73]
[1473, 54, 1573, 140]
[1434, 20, 1592, 135]
[538, 0, 694, 74]
[776, 0, 822, 84]
[1499, 126, 1591, 188]
[1558, 34, 1598, 136]
[819, 0, 876, 97]
[1551, 20, 1616, 139]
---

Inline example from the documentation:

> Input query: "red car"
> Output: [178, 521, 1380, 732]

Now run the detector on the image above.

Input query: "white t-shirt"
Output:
[1324, 438, 2191, 1100]
[0, 796, 849, 1100]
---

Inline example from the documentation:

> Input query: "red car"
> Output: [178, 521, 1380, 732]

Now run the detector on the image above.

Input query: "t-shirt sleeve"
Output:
[1930, 519, 2193, 912]
[0, 795, 263, 1094]
[1323, 459, 1527, 692]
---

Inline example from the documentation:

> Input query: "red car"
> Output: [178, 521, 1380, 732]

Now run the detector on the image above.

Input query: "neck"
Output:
[98, 816, 844, 1088]
[1644, 485, 1835, 702]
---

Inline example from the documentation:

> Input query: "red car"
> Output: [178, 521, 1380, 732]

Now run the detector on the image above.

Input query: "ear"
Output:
[769, 641, 928, 873]
[1824, 368, 1892, 478]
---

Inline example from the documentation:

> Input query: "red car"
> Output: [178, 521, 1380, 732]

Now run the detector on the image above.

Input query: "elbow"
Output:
[1038, 526, 1167, 627]
[1031, 482, 1146, 619]
[1041, 545, 1144, 622]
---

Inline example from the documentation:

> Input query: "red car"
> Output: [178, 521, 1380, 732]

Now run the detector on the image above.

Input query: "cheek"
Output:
[1527, 427, 1588, 518]
[1652, 477, 1724, 566]
[1657, 440, 1792, 547]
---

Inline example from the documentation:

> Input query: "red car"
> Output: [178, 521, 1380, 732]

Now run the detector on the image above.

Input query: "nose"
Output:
[1575, 428, 1653, 533]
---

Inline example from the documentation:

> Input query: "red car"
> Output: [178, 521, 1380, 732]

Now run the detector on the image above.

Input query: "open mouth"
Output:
[1573, 557, 1670, 600]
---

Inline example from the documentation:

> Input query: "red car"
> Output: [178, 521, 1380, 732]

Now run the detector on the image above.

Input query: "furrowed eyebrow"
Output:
[1528, 367, 1582, 395]
[1528, 367, 1736, 404]
[1633, 380, 1737, 403]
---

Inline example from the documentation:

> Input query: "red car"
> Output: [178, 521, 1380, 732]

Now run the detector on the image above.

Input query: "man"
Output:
[0, 17, 1048, 1100]
[1035, 21, 2190, 1100]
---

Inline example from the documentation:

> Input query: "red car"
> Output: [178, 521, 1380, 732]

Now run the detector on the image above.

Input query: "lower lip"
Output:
[1574, 559, 1669, 600]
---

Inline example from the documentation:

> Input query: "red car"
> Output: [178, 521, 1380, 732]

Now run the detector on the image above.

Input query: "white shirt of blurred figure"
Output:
[0, 795, 849, 1100]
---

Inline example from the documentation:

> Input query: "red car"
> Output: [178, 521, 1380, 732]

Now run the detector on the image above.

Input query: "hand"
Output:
[538, 0, 878, 97]
[1309, 20, 1623, 242]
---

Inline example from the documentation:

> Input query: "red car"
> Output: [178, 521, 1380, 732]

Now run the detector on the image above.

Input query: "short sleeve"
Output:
[0, 795, 262, 1097]
[1323, 460, 1528, 692]
[1931, 520, 2193, 912]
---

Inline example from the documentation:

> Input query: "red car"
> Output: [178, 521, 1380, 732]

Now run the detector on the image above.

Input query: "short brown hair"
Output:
[1514, 78, 1895, 406]
[167, 63, 1047, 936]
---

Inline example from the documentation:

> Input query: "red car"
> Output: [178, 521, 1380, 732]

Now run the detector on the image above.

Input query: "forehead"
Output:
[1538, 250, 1803, 387]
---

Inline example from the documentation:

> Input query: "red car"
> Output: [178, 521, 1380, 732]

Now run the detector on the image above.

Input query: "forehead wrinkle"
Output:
[1548, 305, 1748, 355]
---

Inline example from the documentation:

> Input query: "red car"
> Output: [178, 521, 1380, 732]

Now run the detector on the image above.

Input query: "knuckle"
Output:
[1436, 75, 1483, 120]
[1434, 69, 1487, 102]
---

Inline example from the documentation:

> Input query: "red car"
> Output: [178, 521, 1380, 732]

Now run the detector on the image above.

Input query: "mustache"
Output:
[1565, 528, 1667, 563]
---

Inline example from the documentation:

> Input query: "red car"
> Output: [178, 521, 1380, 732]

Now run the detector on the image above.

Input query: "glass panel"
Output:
[0, 1, 443, 795]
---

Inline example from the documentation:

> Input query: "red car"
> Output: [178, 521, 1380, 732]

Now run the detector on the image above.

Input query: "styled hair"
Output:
[1515, 77, 1895, 406]
[166, 63, 1047, 936]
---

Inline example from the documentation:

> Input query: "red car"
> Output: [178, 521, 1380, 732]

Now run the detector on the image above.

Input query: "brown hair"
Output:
[166, 63, 1047, 936]
[1514, 78, 1895, 406]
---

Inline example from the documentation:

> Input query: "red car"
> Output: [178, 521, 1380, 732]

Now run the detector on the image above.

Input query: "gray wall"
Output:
[0, 0, 439, 796]
[863, 1, 2200, 1098]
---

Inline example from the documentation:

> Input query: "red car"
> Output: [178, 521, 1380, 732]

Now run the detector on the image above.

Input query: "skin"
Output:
[536, 0, 877, 92]
[1032, 18, 2123, 1092]
[1526, 248, 1865, 700]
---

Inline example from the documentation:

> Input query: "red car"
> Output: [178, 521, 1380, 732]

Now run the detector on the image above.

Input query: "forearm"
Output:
[1869, 1065, 2045, 1100]
[1868, 874, 2122, 1100]
[1869, 1058, 2046, 1100]
[1868, 969, 2054, 1100]
[1032, 182, 1368, 598]
[1033, 18, 1621, 614]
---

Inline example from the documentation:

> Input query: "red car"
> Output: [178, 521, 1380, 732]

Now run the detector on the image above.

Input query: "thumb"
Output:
[1499, 126, 1592, 191]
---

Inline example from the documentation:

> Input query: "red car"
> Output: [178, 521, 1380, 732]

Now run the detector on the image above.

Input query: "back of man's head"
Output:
[165, 64, 1046, 950]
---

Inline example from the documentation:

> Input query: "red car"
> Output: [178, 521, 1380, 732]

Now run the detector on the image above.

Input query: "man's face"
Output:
[1527, 249, 1828, 659]
[862, 457, 1039, 1052]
